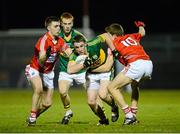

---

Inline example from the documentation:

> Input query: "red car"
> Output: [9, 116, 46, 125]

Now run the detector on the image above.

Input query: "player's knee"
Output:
[59, 90, 68, 98]
[107, 84, 114, 93]
[34, 87, 43, 95]
[98, 92, 107, 101]
[87, 99, 96, 107]
[44, 100, 52, 108]
[42, 103, 52, 109]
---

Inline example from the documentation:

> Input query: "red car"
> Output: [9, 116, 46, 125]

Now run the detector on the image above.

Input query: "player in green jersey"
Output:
[67, 34, 119, 125]
[58, 12, 87, 124]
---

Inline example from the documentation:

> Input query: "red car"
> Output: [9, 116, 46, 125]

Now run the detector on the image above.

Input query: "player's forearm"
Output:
[64, 48, 73, 57]
[102, 33, 116, 51]
[67, 63, 84, 74]
[139, 26, 145, 37]
[39, 52, 47, 65]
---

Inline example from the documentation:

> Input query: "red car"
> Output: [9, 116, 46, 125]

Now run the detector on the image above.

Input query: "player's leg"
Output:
[58, 77, 73, 124]
[86, 73, 109, 125]
[130, 60, 153, 119]
[107, 72, 137, 125]
[98, 79, 119, 122]
[36, 88, 54, 118]
[36, 71, 54, 118]
[27, 75, 43, 125]
[96, 95, 104, 108]
[25, 65, 44, 125]
[130, 81, 139, 117]
[87, 89, 109, 125]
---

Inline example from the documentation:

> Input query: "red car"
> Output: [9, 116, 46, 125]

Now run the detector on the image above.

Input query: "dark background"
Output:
[0, 0, 179, 34]
[0, 0, 180, 89]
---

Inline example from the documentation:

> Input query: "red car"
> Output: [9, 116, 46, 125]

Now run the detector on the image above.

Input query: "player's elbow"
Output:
[104, 66, 111, 72]
[39, 52, 47, 64]
[139, 27, 146, 37]
[67, 68, 74, 74]
[140, 30, 146, 37]
[39, 57, 46, 64]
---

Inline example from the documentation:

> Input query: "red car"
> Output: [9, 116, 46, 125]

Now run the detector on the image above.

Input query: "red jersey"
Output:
[30, 32, 69, 73]
[113, 33, 150, 65]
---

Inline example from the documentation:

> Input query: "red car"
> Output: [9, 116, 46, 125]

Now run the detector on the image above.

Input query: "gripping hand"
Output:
[83, 57, 92, 68]
[46, 46, 52, 58]
[112, 49, 120, 59]
[134, 21, 145, 27]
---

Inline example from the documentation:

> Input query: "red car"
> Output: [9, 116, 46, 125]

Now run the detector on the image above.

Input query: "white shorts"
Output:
[86, 71, 112, 90]
[58, 72, 86, 86]
[25, 65, 54, 89]
[122, 60, 153, 82]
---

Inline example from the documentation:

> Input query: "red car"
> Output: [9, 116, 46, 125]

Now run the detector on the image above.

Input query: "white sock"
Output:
[65, 109, 73, 116]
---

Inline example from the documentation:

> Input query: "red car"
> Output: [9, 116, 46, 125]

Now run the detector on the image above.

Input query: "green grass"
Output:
[0, 88, 180, 133]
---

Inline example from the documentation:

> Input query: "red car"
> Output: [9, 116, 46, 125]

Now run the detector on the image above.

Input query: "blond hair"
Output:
[60, 12, 74, 22]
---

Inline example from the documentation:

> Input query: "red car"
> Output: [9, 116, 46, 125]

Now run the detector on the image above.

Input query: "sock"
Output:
[30, 110, 37, 118]
[96, 105, 107, 120]
[65, 109, 73, 116]
[64, 104, 72, 116]
[110, 96, 116, 107]
[131, 107, 138, 116]
[64, 104, 70, 110]
[122, 105, 133, 118]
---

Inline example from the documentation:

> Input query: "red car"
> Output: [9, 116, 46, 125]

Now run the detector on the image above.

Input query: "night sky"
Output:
[0, 0, 179, 34]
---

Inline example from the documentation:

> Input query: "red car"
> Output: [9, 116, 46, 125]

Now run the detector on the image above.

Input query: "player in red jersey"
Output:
[105, 21, 153, 125]
[25, 16, 72, 126]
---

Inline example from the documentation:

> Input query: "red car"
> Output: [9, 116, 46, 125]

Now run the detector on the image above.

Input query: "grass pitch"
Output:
[0, 88, 180, 133]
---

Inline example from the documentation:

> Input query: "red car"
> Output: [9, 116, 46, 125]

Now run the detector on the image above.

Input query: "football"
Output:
[75, 55, 87, 64]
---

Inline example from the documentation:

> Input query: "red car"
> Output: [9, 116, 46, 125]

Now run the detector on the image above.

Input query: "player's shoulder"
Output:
[37, 33, 49, 45]
[73, 29, 87, 40]
[87, 35, 104, 46]
[73, 29, 83, 35]
[40, 32, 49, 40]
[57, 36, 66, 44]
[125, 33, 142, 40]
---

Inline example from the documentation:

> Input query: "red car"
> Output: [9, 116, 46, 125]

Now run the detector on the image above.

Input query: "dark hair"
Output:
[44, 16, 59, 28]
[72, 35, 86, 45]
[105, 23, 124, 36]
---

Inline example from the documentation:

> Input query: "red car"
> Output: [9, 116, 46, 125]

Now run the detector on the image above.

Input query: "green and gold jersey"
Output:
[87, 35, 114, 80]
[87, 35, 108, 69]
[58, 29, 87, 72]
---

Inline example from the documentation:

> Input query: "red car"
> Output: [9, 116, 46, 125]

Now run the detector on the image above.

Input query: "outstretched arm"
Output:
[134, 21, 146, 37]
[100, 33, 116, 51]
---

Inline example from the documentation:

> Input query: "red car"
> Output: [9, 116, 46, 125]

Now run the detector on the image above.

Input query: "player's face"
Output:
[48, 21, 60, 37]
[74, 42, 86, 55]
[61, 18, 73, 34]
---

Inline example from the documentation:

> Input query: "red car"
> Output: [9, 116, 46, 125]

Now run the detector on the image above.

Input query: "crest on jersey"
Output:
[92, 55, 98, 61]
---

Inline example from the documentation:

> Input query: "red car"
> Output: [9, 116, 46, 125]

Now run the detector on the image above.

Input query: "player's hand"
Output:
[112, 49, 120, 59]
[134, 21, 145, 27]
[83, 57, 92, 68]
[46, 46, 52, 58]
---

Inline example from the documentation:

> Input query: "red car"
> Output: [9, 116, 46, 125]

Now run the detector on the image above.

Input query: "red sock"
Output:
[30, 110, 37, 118]
[122, 106, 133, 118]
[122, 106, 131, 114]
[131, 107, 138, 116]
